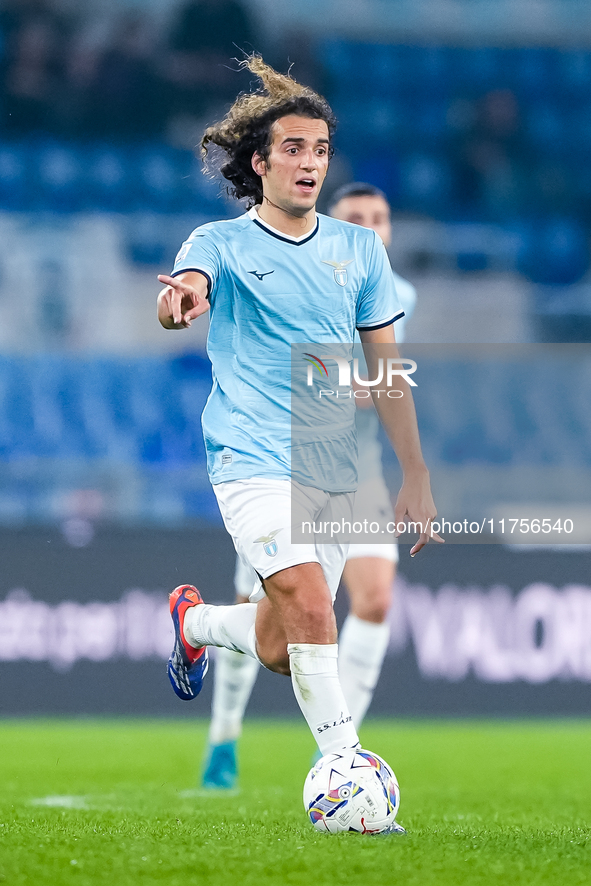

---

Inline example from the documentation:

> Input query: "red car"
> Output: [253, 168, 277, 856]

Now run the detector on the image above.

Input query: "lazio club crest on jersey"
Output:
[322, 259, 353, 287]
[254, 528, 282, 557]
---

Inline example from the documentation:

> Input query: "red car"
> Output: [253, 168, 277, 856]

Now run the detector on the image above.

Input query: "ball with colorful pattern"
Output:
[303, 748, 400, 834]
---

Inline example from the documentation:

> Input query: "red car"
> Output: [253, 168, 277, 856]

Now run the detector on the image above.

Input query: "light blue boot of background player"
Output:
[201, 741, 238, 790]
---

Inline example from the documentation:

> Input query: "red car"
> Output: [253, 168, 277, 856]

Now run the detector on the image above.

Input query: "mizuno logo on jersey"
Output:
[322, 260, 353, 286]
[248, 270, 275, 281]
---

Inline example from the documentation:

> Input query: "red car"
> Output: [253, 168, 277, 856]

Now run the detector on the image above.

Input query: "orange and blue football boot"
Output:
[168, 585, 209, 700]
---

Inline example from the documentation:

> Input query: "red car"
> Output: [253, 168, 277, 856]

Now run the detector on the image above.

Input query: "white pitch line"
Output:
[29, 795, 89, 809]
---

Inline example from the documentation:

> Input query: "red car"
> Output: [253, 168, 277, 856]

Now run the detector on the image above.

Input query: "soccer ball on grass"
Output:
[303, 748, 400, 834]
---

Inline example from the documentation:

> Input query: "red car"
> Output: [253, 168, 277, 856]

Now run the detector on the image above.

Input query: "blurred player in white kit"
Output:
[201, 182, 417, 789]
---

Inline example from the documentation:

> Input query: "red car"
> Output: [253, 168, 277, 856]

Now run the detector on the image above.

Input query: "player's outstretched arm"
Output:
[157, 271, 210, 329]
[359, 325, 443, 556]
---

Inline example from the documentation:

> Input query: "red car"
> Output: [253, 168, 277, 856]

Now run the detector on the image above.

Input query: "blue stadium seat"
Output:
[124, 212, 171, 266]
[331, 98, 372, 141]
[345, 43, 386, 98]
[559, 50, 591, 100]
[456, 47, 504, 91]
[87, 146, 132, 212]
[398, 152, 451, 213]
[0, 356, 214, 524]
[508, 48, 558, 98]
[183, 487, 221, 521]
[517, 218, 590, 286]
[366, 43, 402, 94]
[0, 143, 32, 209]
[563, 105, 591, 157]
[34, 142, 84, 212]
[135, 146, 182, 212]
[351, 154, 401, 202]
[406, 45, 451, 96]
[339, 97, 401, 142]
[525, 102, 566, 156]
[318, 40, 354, 82]
[409, 101, 449, 143]
[185, 153, 230, 214]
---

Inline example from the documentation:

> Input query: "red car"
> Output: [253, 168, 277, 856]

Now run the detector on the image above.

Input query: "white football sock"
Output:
[288, 643, 360, 756]
[338, 614, 390, 729]
[209, 647, 260, 745]
[184, 603, 259, 661]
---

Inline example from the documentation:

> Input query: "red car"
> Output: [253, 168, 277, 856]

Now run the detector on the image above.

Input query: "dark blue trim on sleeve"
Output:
[171, 268, 212, 297]
[357, 310, 405, 332]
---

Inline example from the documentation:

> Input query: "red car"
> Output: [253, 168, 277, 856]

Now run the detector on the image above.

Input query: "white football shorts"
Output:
[214, 478, 353, 603]
[347, 476, 399, 563]
[234, 554, 258, 601]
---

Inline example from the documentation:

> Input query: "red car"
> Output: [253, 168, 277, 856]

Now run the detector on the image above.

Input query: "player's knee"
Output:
[292, 593, 333, 636]
[353, 586, 391, 623]
[254, 619, 291, 675]
[269, 576, 333, 623]
[360, 603, 389, 623]
[258, 648, 291, 676]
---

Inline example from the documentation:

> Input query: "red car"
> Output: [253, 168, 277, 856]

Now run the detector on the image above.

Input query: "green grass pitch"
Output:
[0, 718, 589, 885]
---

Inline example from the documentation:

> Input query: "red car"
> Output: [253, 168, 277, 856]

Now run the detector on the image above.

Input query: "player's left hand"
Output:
[393, 467, 443, 556]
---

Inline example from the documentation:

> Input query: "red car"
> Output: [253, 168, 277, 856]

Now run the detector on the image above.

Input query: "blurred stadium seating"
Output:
[0, 21, 590, 530]
[0, 42, 590, 293]
[0, 348, 588, 527]
[1, 351, 589, 469]
[323, 42, 590, 218]
[0, 353, 221, 526]
[0, 141, 225, 215]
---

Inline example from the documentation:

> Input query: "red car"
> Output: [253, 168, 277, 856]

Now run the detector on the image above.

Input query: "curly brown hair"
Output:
[201, 56, 337, 207]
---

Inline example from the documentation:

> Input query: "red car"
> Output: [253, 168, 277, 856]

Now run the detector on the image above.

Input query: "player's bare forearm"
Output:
[359, 326, 425, 472]
[373, 384, 427, 478]
[351, 377, 375, 409]
[359, 325, 443, 553]
[157, 270, 210, 329]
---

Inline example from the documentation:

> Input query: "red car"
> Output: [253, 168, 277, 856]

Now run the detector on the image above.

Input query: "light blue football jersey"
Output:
[171, 207, 404, 490]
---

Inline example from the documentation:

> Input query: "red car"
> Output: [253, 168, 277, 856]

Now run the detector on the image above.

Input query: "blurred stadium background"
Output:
[0, 0, 590, 718]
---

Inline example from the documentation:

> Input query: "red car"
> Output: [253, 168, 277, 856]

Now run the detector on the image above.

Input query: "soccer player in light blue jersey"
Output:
[330, 183, 417, 731]
[201, 183, 418, 789]
[157, 56, 441, 766]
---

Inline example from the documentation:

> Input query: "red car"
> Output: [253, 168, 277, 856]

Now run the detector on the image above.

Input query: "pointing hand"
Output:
[157, 274, 210, 329]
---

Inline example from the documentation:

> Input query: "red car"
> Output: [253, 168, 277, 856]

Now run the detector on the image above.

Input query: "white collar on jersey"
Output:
[247, 206, 319, 244]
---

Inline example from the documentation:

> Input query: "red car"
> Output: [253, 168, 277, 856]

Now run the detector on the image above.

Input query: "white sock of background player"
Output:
[338, 614, 390, 730]
[208, 647, 260, 746]
[184, 606, 359, 755]
[207, 556, 261, 746]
